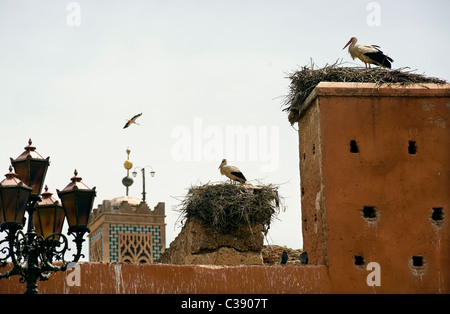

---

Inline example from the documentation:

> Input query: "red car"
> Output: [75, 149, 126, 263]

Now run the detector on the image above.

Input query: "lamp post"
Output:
[132, 166, 155, 202]
[0, 139, 96, 294]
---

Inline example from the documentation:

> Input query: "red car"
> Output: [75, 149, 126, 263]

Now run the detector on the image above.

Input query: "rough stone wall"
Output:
[158, 217, 264, 265]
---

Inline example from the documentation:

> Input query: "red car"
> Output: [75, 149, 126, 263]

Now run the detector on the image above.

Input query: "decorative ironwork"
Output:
[0, 196, 89, 293]
[0, 139, 96, 294]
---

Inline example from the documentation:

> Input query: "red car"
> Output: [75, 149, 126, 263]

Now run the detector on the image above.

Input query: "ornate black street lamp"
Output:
[0, 139, 96, 294]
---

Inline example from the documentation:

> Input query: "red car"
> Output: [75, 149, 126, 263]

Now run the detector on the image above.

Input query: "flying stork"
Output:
[343, 37, 394, 69]
[123, 113, 142, 129]
[218, 159, 247, 184]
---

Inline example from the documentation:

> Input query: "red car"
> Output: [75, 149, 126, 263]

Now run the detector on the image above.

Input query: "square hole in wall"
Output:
[350, 140, 359, 153]
[354, 255, 365, 266]
[408, 141, 417, 154]
[361, 206, 378, 221]
[409, 255, 427, 275]
[431, 207, 444, 228]
[432, 207, 444, 221]
[412, 255, 423, 267]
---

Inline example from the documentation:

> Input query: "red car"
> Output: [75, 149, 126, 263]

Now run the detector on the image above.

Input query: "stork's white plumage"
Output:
[218, 159, 247, 184]
[123, 113, 142, 129]
[343, 37, 393, 69]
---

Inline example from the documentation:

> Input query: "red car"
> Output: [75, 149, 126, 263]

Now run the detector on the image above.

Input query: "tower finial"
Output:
[122, 147, 133, 196]
[124, 147, 133, 172]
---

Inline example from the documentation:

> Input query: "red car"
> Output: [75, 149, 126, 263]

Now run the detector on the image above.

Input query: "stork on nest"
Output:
[343, 36, 393, 69]
[218, 159, 247, 184]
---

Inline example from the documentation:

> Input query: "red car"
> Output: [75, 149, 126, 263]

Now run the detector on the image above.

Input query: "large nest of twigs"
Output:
[176, 183, 281, 234]
[283, 61, 447, 124]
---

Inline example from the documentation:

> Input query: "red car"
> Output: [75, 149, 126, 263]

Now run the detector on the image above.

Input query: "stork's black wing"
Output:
[131, 113, 142, 120]
[231, 171, 247, 182]
[364, 46, 394, 69]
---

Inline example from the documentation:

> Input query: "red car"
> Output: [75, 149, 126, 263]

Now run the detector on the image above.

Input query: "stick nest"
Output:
[176, 183, 281, 234]
[283, 60, 447, 124]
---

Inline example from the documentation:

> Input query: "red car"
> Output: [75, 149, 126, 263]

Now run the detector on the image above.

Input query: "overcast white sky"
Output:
[1, 0, 449, 260]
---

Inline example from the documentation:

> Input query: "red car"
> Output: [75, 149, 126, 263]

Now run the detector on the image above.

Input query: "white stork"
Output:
[123, 113, 142, 129]
[343, 37, 393, 69]
[218, 159, 247, 184]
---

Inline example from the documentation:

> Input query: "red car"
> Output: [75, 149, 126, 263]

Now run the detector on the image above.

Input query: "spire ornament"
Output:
[122, 147, 134, 196]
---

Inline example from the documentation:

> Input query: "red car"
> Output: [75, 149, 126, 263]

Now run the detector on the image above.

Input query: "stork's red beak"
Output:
[343, 39, 352, 50]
